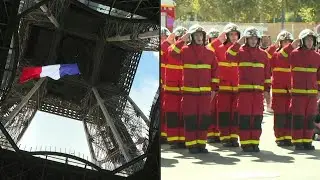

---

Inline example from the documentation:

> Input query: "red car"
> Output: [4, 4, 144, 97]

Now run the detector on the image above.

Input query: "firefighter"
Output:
[268, 30, 294, 147]
[208, 23, 240, 147]
[227, 27, 271, 152]
[206, 28, 221, 143]
[260, 33, 273, 113]
[160, 27, 171, 143]
[260, 33, 271, 50]
[169, 24, 219, 154]
[163, 26, 188, 149]
[280, 29, 320, 150]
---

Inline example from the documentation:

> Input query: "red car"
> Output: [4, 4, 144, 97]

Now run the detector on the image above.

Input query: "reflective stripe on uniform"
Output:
[276, 136, 292, 141]
[218, 62, 238, 67]
[280, 49, 288, 58]
[167, 136, 185, 141]
[240, 140, 260, 145]
[265, 79, 271, 83]
[161, 63, 166, 68]
[238, 84, 264, 90]
[291, 89, 318, 94]
[238, 62, 264, 68]
[163, 85, 180, 92]
[292, 67, 317, 73]
[166, 64, 183, 69]
[272, 88, 288, 93]
[207, 43, 215, 52]
[184, 64, 211, 69]
[219, 86, 238, 91]
[220, 136, 230, 140]
[185, 140, 207, 146]
[211, 78, 220, 83]
[273, 67, 291, 72]
[292, 139, 312, 143]
[161, 132, 167, 137]
[171, 44, 181, 54]
[230, 134, 238, 138]
[182, 86, 211, 92]
[227, 49, 238, 56]
[207, 132, 220, 137]
[219, 134, 238, 140]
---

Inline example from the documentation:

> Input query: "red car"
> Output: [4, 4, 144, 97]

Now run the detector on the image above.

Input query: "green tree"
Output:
[174, 0, 320, 23]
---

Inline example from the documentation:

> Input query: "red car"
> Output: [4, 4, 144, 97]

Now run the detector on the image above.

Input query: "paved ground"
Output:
[161, 111, 320, 180]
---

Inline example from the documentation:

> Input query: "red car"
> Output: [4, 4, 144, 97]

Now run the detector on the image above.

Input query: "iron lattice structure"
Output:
[0, 0, 159, 178]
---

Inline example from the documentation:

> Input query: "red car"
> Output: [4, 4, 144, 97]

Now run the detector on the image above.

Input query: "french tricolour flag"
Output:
[19, 64, 81, 83]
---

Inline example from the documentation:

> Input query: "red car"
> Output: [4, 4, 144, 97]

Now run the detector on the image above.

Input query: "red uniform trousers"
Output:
[183, 93, 212, 148]
[160, 88, 167, 139]
[207, 96, 220, 139]
[217, 92, 238, 141]
[164, 91, 184, 144]
[272, 94, 292, 141]
[238, 91, 264, 146]
[290, 95, 317, 144]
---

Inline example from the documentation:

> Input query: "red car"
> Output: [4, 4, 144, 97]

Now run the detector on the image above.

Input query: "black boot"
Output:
[303, 143, 315, 150]
[188, 147, 200, 154]
[178, 142, 186, 148]
[231, 139, 239, 147]
[160, 137, 167, 144]
[199, 147, 209, 153]
[208, 136, 221, 143]
[214, 136, 221, 143]
[241, 144, 254, 152]
[276, 140, 286, 147]
[170, 143, 183, 149]
[207, 138, 216, 143]
[294, 143, 304, 150]
[283, 139, 293, 146]
[222, 139, 233, 147]
[252, 144, 260, 152]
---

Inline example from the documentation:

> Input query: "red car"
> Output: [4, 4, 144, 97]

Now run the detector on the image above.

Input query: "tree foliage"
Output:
[174, 0, 320, 23]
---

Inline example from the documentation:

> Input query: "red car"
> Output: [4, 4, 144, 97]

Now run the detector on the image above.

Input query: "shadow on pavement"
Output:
[161, 157, 179, 168]
[208, 143, 240, 153]
[173, 150, 240, 165]
[288, 149, 320, 160]
[229, 150, 295, 163]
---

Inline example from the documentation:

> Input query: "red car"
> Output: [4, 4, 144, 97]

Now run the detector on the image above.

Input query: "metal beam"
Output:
[4, 78, 45, 127]
[112, 153, 147, 174]
[18, 0, 52, 18]
[90, 40, 105, 85]
[105, 30, 158, 42]
[0, 122, 20, 152]
[82, 119, 99, 166]
[92, 87, 131, 162]
[131, 0, 143, 18]
[35, 0, 60, 28]
[127, 96, 150, 127]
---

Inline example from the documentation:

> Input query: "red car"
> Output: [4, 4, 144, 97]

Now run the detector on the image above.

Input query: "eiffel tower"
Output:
[0, 0, 159, 179]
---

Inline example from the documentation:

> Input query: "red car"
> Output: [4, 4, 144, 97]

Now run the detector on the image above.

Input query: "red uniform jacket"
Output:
[169, 40, 219, 94]
[267, 45, 291, 95]
[226, 43, 271, 92]
[164, 40, 183, 94]
[281, 44, 320, 96]
[161, 41, 171, 86]
[209, 39, 238, 92]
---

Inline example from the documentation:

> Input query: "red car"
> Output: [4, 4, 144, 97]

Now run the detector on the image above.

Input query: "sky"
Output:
[19, 51, 159, 161]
